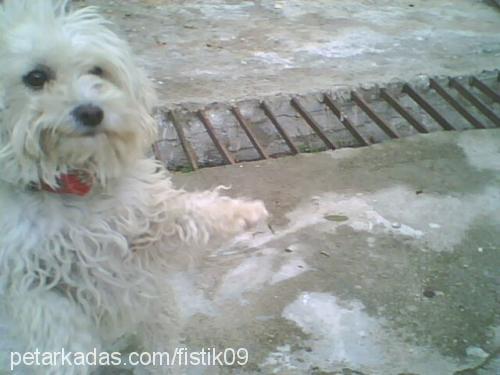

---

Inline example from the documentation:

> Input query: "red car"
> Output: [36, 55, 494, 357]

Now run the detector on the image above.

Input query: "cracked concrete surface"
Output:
[164, 129, 500, 375]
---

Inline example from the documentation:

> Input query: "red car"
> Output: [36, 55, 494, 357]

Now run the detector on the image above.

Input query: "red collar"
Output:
[36, 171, 93, 196]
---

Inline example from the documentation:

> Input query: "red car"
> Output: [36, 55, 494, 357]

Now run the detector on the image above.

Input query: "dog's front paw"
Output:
[235, 200, 269, 230]
[215, 198, 268, 235]
[184, 194, 269, 239]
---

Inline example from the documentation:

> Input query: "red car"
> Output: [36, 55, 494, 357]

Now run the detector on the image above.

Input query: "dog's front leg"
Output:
[159, 189, 268, 243]
[8, 290, 101, 375]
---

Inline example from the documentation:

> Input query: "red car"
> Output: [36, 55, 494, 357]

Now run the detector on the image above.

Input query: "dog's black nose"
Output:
[72, 104, 104, 127]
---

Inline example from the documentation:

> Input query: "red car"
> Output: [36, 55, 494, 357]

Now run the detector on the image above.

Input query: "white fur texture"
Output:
[0, 1, 268, 374]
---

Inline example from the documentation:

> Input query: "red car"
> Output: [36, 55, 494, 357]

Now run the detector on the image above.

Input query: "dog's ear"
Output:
[132, 66, 158, 146]
[136, 68, 158, 114]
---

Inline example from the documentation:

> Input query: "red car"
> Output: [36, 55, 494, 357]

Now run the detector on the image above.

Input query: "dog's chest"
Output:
[0, 188, 140, 256]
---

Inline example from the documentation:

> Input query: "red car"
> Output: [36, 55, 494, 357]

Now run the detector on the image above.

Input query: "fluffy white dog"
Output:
[0, 1, 268, 373]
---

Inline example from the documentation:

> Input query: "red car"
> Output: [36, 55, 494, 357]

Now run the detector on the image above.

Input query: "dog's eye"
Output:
[23, 69, 51, 90]
[89, 66, 104, 76]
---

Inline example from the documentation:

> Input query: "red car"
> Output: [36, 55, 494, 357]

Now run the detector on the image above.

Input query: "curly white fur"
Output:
[0, 1, 268, 374]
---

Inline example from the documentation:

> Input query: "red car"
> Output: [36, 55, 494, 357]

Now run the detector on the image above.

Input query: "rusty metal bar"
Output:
[197, 109, 236, 165]
[322, 94, 369, 146]
[351, 91, 399, 139]
[231, 106, 269, 160]
[168, 111, 199, 170]
[469, 77, 500, 105]
[450, 78, 500, 127]
[260, 101, 299, 155]
[290, 97, 336, 150]
[429, 79, 486, 129]
[380, 89, 428, 134]
[402, 84, 455, 131]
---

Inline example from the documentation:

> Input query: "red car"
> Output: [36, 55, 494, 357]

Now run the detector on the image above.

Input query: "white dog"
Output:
[0, 1, 268, 373]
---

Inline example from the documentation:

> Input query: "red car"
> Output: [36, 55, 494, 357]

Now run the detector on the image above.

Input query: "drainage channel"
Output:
[152, 70, 500, 171]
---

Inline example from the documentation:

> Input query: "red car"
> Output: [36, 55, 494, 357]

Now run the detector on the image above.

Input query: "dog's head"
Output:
[0, 0, 157, 191]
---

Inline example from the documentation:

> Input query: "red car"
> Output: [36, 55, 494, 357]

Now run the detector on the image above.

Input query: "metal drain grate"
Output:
[153, 71, 500, 171]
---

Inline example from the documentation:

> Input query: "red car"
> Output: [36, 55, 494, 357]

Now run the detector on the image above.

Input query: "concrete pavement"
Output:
[168, 128, 500, 374]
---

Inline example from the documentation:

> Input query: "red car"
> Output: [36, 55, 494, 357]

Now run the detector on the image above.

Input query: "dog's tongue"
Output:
[41, 172, 93, 196]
